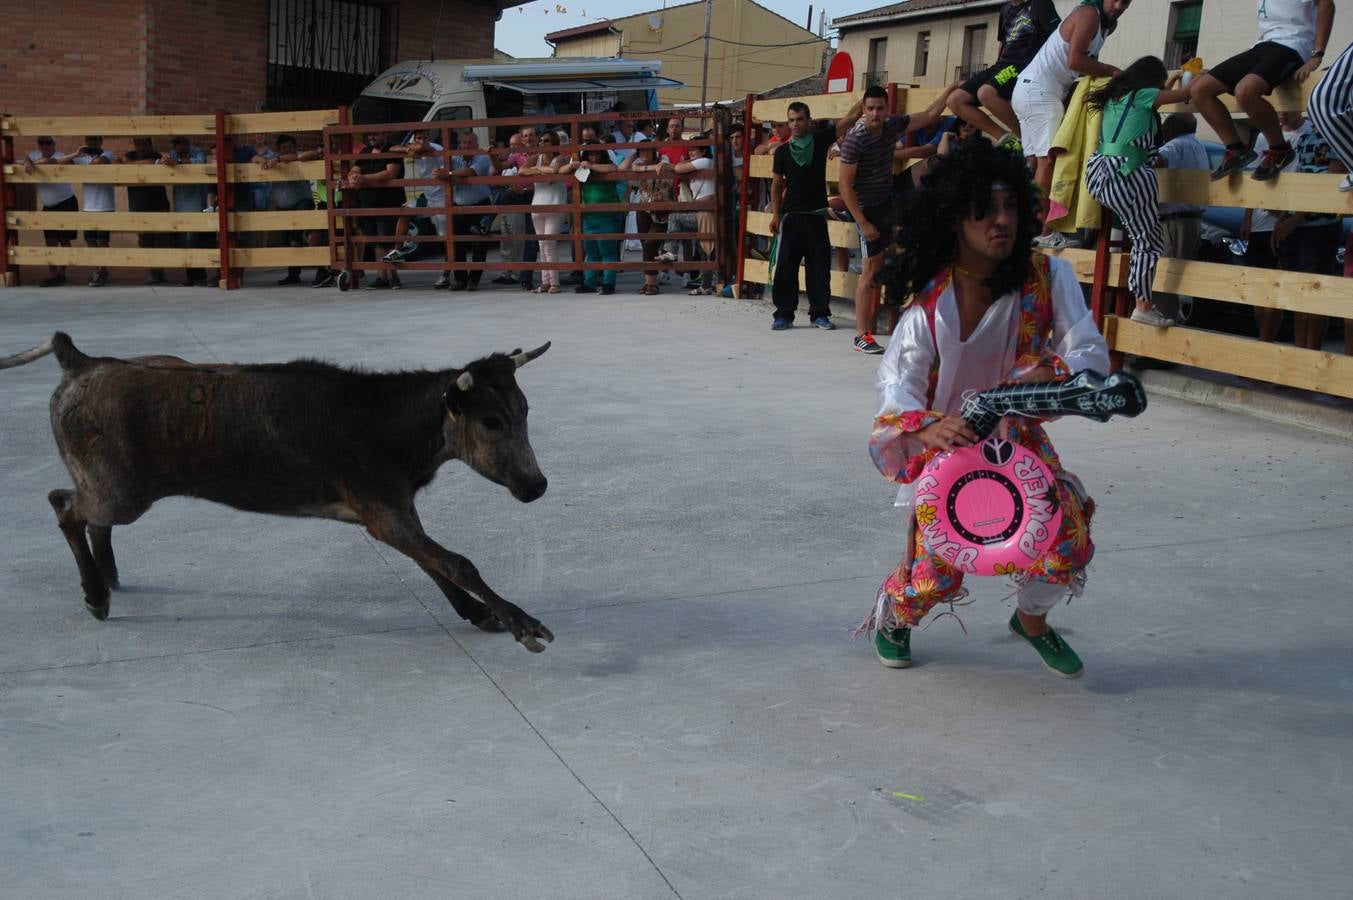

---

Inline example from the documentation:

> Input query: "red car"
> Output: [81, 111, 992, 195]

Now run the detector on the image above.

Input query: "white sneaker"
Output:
[1033, 232, 1080, 250]
[1130, 307, 1175, 327]
[1339, 173, 1353, 193]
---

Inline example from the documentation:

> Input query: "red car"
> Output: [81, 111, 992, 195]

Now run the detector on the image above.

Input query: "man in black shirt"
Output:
[946, 0, 1061, 147]
[769, 97, 863, 330]
[122, 137, 172, 284]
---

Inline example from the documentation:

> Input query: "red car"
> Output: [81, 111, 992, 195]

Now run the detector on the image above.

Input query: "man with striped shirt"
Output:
[839, 84, 953, 353]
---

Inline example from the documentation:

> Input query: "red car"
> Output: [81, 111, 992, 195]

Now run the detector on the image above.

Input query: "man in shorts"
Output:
[1193, 0, 1334, 181]
[947, 0, 1061, 148]
[839, 84, 953, 354]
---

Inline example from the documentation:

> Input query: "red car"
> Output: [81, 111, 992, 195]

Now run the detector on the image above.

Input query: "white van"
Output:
[351, 57, 681, 143]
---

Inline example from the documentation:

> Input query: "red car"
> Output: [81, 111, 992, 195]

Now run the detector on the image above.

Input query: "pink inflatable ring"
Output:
[913, 436, 1063, 576]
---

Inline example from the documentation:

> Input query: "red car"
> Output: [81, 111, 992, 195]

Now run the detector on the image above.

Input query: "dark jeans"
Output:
[358, 214, 396, 264]
[182, 231, 214, 283]
[517, 211, 539, 286]
[454, 200, 490, 284]
[772, 214, 832, 321]
[636, 211, 666, 276]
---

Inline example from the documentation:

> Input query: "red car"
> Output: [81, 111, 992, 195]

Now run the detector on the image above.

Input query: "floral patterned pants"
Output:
[879, 477, 1096, 629]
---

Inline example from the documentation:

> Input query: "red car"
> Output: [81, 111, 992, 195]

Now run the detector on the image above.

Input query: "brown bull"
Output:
[0, 332, 555, 652]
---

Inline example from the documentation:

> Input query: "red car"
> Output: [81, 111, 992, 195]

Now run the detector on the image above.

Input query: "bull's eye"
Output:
[482, 415, 506, 433]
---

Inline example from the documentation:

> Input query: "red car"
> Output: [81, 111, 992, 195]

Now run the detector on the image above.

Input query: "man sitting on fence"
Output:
[1194, 0, 1334, 181]
[768, 96, 866, 332]
[24, 136, 77, 288]
[947, 0, 1061, 149]
[257, 134, 327, 286]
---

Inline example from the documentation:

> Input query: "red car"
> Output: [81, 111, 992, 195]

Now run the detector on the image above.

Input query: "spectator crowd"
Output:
[18, 0, 1353, 356]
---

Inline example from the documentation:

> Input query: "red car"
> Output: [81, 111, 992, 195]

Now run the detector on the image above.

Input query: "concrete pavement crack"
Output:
[172, 314, 223, 363]
[360, 533, 683, 899]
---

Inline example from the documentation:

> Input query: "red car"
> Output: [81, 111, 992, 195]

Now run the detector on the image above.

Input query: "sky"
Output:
[493, 0, 880, 59]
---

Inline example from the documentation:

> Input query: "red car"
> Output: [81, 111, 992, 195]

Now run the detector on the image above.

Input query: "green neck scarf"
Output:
[788, 134, 815, 166]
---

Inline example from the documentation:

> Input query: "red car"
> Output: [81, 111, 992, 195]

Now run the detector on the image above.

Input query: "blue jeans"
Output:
[582, 213, 622, 286]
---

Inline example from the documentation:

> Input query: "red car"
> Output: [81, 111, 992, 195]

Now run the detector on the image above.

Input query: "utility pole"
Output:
[699, 0, 713, 107]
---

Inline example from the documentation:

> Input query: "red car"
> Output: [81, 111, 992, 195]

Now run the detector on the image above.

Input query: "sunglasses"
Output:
[38, 139, 55, 145]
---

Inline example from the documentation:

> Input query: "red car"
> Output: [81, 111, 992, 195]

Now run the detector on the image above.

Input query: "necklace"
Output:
[952, 262, 992, 280]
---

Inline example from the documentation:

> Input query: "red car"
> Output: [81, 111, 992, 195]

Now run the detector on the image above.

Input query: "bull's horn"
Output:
[512, 341, 551, 369]
[456, 371, 474, 391]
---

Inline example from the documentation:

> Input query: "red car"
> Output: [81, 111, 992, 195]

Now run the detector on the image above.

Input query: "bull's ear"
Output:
[443, 390, 463, 422]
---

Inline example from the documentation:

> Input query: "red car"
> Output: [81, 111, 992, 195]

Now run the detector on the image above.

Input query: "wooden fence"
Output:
[738, 71, 1353, 400]
[1, 106, 733, 290]
[2, 110, 339, 288]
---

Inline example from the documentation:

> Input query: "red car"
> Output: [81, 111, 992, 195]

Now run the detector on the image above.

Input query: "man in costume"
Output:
[863, 139, 1109, 678]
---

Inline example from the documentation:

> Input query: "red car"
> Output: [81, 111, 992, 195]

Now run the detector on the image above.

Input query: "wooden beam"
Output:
[232, 210, 329, 231]
[751, 91, 863, 125]
[1159, 71, 1319, 114]
[1108, 315, 1353, 397]
[746, 210, 857, 248]
[743, 257, 861, 299]
[225, 110, 340, 134]
[1158, 168, 1353, 215]
[1048, 247, 1353, 317]
[8, 245, 219, 267]
[226, 161, 327, 183]
[2, 115, 215, 137]
[8, 210, 327, 232]
[5, 163, 218, 184]
[230, 246, 330, 267]
[746, 153, 908, 182]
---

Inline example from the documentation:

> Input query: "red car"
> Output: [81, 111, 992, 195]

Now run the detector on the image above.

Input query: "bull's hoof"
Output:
[472, 614, 507, 633]
[516, 621, 554, 653]
[85, 601, 110, 621]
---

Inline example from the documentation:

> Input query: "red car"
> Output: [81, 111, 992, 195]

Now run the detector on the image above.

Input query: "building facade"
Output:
[546, 0, 827, 105]
[0, 0, 515, 118]
[834, 0, 1353, 92]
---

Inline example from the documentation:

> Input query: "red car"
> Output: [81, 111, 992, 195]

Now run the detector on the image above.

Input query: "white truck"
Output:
[351, 56, 681, 143]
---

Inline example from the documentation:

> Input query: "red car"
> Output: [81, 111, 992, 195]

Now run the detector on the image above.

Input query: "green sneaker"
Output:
[996, 132, 1023, 155]
[875, 626, 912, 669]
[1008, 612, 1083, 678]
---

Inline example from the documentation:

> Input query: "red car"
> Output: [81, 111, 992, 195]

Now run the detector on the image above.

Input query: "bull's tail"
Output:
[0, 332, 90, 372]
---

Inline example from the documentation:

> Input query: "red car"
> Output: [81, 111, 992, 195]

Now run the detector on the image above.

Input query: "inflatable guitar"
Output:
[958, 369, 1149, 441]
[916, 371, 1147, 576]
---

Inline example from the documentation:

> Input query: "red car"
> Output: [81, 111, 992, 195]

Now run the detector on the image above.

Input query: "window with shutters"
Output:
[1165, 1, 1202, 69]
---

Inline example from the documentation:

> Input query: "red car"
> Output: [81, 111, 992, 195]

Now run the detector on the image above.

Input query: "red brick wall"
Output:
[0, 0, 500, 120]
[0, 0, 149, 116]
[145, 0, 270, 114]
[399, 0, 499, 62]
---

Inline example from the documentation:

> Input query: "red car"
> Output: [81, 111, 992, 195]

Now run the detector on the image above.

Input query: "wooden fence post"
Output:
[213, 110, 237, 290]
[337, 106, 356, 284]
[1090, 207, 1114, 325]
[0, 119, 14, 287]
[441, 123, 453, 277]
[570, 119, 583, 281]
[736, 93, 755, 298]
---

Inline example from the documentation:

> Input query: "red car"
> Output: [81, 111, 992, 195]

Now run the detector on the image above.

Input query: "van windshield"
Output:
[352, 95, 432, 126]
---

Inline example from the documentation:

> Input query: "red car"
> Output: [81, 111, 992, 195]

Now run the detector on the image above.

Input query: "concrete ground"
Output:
[2, 271, 1351, 899]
